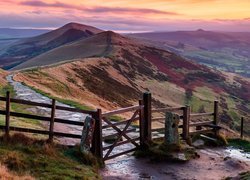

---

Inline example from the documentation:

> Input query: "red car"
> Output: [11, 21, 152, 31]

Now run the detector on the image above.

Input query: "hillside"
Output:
[12, 31, 118, 70]
[0, 69, 7, 87]
[0, 23, 103, 69]
[13, 31, 250, 135]
[128, 30, 250, 77]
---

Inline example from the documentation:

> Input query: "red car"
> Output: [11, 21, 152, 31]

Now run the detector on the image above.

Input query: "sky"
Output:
[0, 0, 250, 32]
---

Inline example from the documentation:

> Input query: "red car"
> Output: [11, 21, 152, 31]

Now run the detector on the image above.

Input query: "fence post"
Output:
[240, 117, 244, 139]
[183, 106, 190, 140]
[49, 99, 56, 143]
[143, 92, 152, 145]
[139, 100, 145, 147]
[91, 109, 103, 159]
[5, 91, 10, 137]
[213, 100, 219, 136]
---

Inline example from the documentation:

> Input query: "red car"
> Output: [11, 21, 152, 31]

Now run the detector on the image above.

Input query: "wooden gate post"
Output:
[213, 100, 219, 136]
[49, 99, 56, 143]
[143, 92, 152, 145]
[5, 91, 10, 137]
[139, 100, 145, 146]
[91, 109, 103, 159]
[183, 106, 190, 140]
[240, 117, 244, 139]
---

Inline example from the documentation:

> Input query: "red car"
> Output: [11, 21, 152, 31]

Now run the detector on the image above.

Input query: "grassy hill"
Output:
[0, 23, 103, 70]
[12, 31, 250, 135]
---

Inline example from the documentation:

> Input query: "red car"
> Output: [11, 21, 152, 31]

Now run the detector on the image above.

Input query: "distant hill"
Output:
[128, 30, 250, 77]
[0, 22, 103, 69]
[12, 31, 134, 70]
[0, 28, 50, 39]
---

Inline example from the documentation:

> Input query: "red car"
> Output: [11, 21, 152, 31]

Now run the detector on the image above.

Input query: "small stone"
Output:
[192, 139, 205, 148]
[209, 157, 215, 161]
[224, 156, 231, 161]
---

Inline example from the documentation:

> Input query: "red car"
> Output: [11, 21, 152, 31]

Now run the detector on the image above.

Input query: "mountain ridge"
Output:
[0, 22, 103, 70]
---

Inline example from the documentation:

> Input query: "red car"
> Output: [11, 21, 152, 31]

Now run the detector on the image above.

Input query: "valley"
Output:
[128, 30, 250, 78]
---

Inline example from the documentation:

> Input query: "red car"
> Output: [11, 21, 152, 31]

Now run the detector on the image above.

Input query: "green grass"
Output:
[0, 133, 100, 179]
[27, 85, 94, 111]
[186, 95, 213, 113]
[238, 171, 250, 180]
[195, 86, 217, 101]
[0, 84, 16, 97]
[228, 139, 250, 152]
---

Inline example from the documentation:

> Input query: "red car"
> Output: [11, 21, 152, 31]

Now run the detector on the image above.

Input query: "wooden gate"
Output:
[101, 104, 144, 161]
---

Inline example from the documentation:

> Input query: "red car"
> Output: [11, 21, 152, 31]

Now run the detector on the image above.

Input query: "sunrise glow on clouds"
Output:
[0, 0, 250, 32]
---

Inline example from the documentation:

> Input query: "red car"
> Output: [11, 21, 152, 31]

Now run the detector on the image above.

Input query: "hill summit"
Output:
[0, 22, 103, 69]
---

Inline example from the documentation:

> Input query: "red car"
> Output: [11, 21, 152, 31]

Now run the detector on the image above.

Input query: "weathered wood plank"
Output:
[0, 125, 49, 135]
[91, 109, 103, 159]
[190, 112, 214, 117]
[0, 125, 82, 139]
[5, 91, 10, 136]
[102, 105, 143, 117]
[0, 96, 96, 115]
[213, 100, 219, 136]
[10, 98, 52, 108]
[102, 116, 139, 129]
[103, 137, 140, 151]
[152, 107, 184, 113]
[189, 121, 214, 127]
[189, 129, 213, 135]
[152, 128, 165, 132]
[182, 106, 190, 140]
[139, 99, 145, 146]
[143, 92, 152, 143]
[152, 117, 165, 121]
[56, 105, 96, 115]
[49, 99, 56, 142]
[103, 147, 137, 161]
[102, 128, 136, 140]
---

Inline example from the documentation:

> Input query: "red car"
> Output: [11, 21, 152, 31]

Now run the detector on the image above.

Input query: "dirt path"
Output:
[101, 147, 250, 180]
[7, 74, 87, 145]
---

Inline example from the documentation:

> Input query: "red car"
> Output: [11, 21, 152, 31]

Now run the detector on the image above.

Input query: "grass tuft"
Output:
[0, 133, 100, 179]
[228, 139, 250, 152]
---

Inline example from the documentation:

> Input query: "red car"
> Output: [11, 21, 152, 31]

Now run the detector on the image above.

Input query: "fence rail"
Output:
[0, 91, 101, 155]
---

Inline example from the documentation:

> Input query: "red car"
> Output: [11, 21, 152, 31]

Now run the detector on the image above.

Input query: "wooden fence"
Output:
[0, 91, 101, 156]
[146, 92, 220, 141]
[0, 91, 221, 161]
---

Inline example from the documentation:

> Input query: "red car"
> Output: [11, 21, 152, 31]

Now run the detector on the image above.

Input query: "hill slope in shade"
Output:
[11, 31, 119, 70]
[14, 31, 250, 135]
[128, 30, 250, 77]
[0, 22, 103, 69]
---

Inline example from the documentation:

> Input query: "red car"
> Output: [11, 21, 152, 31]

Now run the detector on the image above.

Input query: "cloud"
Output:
[0, 11, 250, 32]
[20, 0, 181, 15]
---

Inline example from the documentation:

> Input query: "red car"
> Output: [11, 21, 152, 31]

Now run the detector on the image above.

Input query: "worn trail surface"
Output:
[101, 148, 250, 180]
[7, 74, 87, 145]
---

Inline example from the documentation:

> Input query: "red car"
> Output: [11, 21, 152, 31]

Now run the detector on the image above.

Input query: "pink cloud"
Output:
[20, 0, 181, 15]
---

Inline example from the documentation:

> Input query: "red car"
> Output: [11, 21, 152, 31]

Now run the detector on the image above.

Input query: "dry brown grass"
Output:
[0, 164, 34, 180]
[0, 69, 7, 86]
